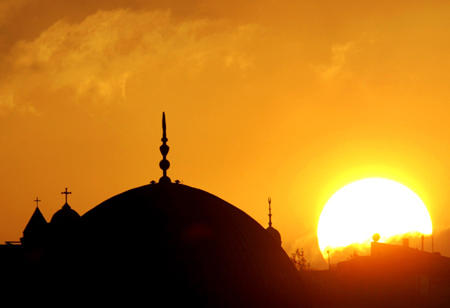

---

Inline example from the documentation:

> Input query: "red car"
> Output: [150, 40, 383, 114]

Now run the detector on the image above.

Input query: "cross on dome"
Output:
[61, 187, 72, 204]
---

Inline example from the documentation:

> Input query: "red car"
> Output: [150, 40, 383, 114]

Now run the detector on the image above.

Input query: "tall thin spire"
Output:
[432, 234, 434, 253]
[159, 112, 171, 183]
[268, 197, 272, 227]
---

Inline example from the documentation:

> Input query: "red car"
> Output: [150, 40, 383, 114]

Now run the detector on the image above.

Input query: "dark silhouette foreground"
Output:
[2, 113, 306, 307]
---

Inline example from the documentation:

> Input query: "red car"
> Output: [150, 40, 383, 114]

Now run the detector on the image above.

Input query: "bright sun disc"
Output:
[317, 178, 432, 257]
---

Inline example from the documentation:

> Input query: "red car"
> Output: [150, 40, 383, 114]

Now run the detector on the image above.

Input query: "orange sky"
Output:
[1, 0, 449, 268]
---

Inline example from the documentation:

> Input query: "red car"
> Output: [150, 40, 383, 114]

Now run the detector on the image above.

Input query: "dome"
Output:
[266, 225, 282, 246]
[39, 114, 305, 305]
[50, 203, 80, 226]
[76, 182, 305, 306]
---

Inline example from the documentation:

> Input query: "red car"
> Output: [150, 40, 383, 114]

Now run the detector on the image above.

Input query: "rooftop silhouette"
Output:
[1, 113, 305, 307]
[2, 113, 449, 307]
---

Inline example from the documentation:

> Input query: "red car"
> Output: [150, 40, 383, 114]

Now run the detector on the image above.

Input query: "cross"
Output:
[34, 197, 41, 207]
[61, 187, 72, 204]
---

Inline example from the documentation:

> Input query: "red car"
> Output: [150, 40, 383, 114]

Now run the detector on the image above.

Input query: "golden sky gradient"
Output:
[1, 0, 449, 268]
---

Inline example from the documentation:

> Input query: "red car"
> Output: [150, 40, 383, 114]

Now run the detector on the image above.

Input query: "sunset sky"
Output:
[1, 0, 449, 268]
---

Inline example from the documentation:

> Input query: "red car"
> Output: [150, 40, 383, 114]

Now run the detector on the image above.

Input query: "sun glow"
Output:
[317, 178, 432, 257]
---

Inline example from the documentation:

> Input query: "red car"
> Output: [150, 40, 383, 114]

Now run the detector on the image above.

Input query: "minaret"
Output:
[268, 197, 273, 227]
[265, 197, 281, 245]
[159, 112, 171, 184]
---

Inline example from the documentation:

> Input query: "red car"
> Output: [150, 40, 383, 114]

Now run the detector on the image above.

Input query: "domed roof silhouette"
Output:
[70, 114, 305, 306]
[79, 183, 303, 306]
[50, 203, 80, 225]
[50, 188, 80, 226]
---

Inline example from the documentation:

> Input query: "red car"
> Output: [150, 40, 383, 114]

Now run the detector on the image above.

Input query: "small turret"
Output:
[21, 197, 48, 248]
[50, 188, 80, 226]
[266, 197, 281, 246]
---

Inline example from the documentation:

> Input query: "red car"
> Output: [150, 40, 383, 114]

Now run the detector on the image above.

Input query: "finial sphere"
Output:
[159, 159, 170, 170]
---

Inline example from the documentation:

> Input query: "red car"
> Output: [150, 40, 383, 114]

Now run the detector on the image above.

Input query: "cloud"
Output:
[315, 41, 356, 81]
[0, 9, 261, 114]
[0, 91, 15, 114]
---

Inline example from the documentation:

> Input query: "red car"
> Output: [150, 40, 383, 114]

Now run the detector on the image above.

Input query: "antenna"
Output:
[327, 250, 331, 270]
[432, 234, 434, 253]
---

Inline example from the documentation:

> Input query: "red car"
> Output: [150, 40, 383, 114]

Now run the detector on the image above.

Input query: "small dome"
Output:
[266, 225, 282, 246]
[50, 203, 80, 226]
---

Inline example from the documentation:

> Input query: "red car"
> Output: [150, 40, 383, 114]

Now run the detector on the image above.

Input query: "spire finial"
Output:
[159, 112, 171, 183]
[34, 197, 41, 208]
[268, 197, 272, 227]
[61, 187, 72, 204]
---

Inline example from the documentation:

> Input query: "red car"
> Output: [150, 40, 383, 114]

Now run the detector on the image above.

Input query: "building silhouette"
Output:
[303, 238, 450, 308]
[3, 113, 450, 307]
[21, 202, 47, 248]
[1, 113, 305, 307]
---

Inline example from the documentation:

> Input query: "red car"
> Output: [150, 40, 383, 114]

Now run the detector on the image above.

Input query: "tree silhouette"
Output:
[291, 248, 308, 271]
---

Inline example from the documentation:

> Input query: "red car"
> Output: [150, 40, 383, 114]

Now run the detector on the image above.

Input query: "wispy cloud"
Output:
[1, 9, 260, 114]
[315, 41, 355, 81]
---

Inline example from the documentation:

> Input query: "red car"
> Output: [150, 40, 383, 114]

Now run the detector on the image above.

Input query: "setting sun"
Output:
[317, 178, 433, 257]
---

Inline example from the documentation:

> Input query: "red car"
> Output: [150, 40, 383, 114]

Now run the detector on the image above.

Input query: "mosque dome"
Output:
[78, 182, 303, 306]
[70, 114, 304, 306]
